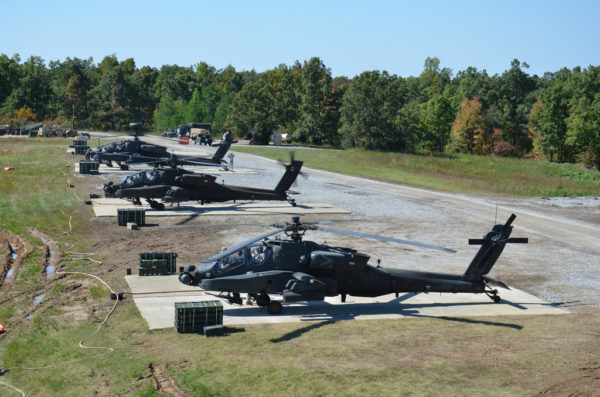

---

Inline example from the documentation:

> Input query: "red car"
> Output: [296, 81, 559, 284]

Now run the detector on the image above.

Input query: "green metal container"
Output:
[79, 160, 99, 174]
[174, 301, 223, 333]
[117, 208, 145, 226]
[73, 138, 88, 154]
[138, 252, 177, 275]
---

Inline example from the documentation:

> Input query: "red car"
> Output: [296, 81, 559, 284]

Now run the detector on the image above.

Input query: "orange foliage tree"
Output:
[451, 97, 488, 154]
[13, 107, 37, 125]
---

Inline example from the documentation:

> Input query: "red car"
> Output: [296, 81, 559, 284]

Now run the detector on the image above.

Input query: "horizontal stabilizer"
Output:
[468, 239, 486, 245]
[482, 275, 510, 290]
[507, 237, 528, 244]
[469, 237, 528, 245]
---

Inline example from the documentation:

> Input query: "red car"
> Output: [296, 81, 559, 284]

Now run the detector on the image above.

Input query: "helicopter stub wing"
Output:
[200, 270, 295, 294]
[482, 274, 510, 290]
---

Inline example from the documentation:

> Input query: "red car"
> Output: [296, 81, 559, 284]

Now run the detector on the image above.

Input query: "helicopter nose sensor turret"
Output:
[179, 272, 195, 285]
[179, 264, 198, 285]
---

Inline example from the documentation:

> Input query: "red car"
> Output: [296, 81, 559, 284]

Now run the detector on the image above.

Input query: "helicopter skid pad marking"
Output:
[91, 199, 350, 217]
[74, 163, 256, 175]
[125, 276, 568, 329]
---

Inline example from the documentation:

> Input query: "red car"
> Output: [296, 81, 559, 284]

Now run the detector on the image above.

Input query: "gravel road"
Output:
[142, 137, 600, 310]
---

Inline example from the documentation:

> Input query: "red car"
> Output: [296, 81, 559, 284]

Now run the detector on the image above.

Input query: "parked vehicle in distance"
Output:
[161, 128, 177, 138]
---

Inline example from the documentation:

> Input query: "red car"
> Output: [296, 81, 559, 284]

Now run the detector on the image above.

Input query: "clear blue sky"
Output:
[2, 0, 599, 78]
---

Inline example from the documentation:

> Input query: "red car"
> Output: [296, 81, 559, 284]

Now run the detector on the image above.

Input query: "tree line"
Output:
[1, 54, 599, 169]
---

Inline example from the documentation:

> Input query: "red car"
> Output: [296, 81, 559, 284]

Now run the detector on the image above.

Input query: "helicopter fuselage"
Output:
[86, 139, 170, 165]
[180, 238, 486, 303]
[105, 160, 303, 208]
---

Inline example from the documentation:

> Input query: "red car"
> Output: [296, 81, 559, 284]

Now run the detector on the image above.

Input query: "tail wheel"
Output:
[486, 289, 501, 303]
[267, 300, 283, 315]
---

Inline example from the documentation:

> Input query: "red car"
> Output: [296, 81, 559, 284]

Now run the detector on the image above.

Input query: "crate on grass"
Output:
[73, 138, 88, 154]
[117, 208, 145, 226]
[175, 301, 223, 334]
[79, 160, 99, 174]
[138, 252, 177, 275]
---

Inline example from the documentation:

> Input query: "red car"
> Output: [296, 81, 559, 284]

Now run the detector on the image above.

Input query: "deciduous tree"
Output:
[451, 97, 487, 153]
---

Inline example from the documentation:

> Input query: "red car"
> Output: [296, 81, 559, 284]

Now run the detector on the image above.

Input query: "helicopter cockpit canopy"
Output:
[121, 169, 159, 188]
[213, 244, 272, 275]
[99, 142, 117, 152]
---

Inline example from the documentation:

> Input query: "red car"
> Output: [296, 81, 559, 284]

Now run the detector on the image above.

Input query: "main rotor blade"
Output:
[311, 219, 363, 225]
[155, 222, 275, 230]
[177, 158, 221, 166]
[90, 135, 131, 141]
[156, 219, 363, 231]
[199, 228, 286, 263]
[319, 227, 456, 254]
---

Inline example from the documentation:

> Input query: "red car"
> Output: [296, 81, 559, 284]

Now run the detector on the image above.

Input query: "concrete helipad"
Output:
[74, 163, 256, 175]
[91, 198, 350, 217]
[125, 275, 569, 330]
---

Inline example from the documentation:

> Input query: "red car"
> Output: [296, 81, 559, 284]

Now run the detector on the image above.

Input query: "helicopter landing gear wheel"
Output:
[255, 293, 271, 307]
[148, 200, 165, 210]
[119, 163, 129, 171]
[287, 197, 297, 207]
[267, 300, 283, 315]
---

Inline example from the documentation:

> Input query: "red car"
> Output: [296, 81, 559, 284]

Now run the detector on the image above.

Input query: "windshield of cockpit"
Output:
[214, 244, 272, 274]
[121, 169, 158, 188]
[100, 142, 117, 152]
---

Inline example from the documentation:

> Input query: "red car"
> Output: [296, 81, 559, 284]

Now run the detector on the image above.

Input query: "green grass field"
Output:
[232, 146, 600, 197]
[0, 139, 81, 236]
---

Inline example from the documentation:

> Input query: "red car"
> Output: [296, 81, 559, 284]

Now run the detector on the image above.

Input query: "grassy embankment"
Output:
[233, 146, 600, 197]
[0, 139, 599, 396]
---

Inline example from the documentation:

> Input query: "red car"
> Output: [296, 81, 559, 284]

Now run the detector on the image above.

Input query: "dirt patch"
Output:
[138, 362, 188, 397]
[537, 363, 600, 396]
[29, 228, 62, 275]
[0, 229, 34, 292]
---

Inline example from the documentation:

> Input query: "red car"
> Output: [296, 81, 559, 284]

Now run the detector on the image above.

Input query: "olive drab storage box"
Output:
[73, 138, 89, 154]
[174, 301, 223, 334]
[138, 252, 177, 275]
[117, 208, 145, 226]
[79, 160, 99, 174]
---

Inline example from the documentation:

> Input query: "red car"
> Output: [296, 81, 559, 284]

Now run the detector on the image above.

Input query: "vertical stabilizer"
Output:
[212, 141, 231, 162]
[275, 161, 304, 193]
[463, 214, 528, 281]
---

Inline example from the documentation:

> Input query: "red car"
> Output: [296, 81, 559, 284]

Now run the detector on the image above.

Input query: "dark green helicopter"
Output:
[85, 123, 232, 170]
[174, 215, 528, 314]
[104, 160, 304, 209]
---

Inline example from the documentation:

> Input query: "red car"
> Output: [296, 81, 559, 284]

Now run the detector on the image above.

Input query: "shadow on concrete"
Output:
[222, 292, 561, 324]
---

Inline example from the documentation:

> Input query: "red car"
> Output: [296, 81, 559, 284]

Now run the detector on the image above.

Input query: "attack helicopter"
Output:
[85, 123, 232, 170]
[104, 160, 304, 209]
[175, 215, 528, 314]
